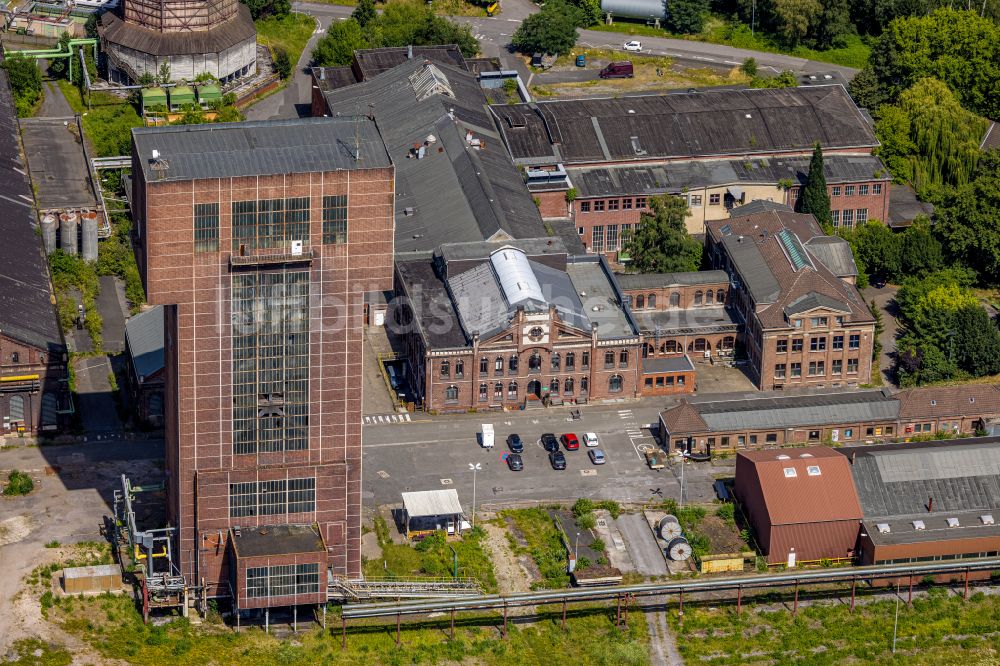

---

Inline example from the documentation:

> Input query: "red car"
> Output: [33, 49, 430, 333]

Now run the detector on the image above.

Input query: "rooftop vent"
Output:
[946, 517, 960, 528]
[799, 453, 813, 458]
[806, 465, 821, 476]
[403, 207, 415, 216]
[982, 514, 995, 526]
[630, 136, 647, 156]
[776, 454, 790, 460]
[876, 523, 891, 534]
[783, 467, 797, 478]
[745, 113, 752, 119]
[912, 520, 926, 530]
[628, 109, 635, 114]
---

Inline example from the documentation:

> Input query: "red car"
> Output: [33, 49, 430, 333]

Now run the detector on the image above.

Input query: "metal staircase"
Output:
[328, 573, 483, 601]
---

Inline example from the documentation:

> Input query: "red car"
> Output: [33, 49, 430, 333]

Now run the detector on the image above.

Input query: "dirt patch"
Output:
[700, 515, 748, 554]
[482, 522, 531, 596]
[0, 514, 33, 547]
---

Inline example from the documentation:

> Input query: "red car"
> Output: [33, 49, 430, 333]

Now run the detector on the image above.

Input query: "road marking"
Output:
[506, 18, 518, 21]
[636, 443, 654, 453]
[724, 60, 740, 65]
[376, 470, 389, 479]
[581, 469, 597, 476]
[365, 437, 470, 448]
[440, 478, 453, 485]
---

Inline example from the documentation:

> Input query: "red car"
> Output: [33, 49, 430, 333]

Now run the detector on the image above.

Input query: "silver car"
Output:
[588, 448, 606, 465]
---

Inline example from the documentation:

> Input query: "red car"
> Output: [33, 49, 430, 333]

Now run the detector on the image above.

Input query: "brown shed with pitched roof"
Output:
[735, 446, 862, 565]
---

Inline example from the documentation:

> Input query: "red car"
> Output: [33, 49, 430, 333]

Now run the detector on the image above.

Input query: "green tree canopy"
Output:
[351, 0, 378, 27]
[798, 143, 832, 230]
[666, 0, 710, 34]
[622, 195, 702, 273]
[1, 53, 42, 117]
[851, 220, 901, 281]
[240, 0, 290, 20]
[511, 1, 581, 55]
[936, 150, 1000, 285]
[312, 19, 368, 66]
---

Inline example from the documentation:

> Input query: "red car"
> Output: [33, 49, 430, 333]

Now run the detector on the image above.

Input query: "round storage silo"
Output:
[600, 0, 667, 21]
[41, 213, 57, 254]
[59, 211, 78, 255]
[80, 211, 99, 261]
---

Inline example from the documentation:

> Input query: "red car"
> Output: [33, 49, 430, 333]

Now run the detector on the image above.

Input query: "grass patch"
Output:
[501, 508, 569, 588]
[364, 516, 498, 592]
[3, 469, 35, 496]
[5, 638, 71, 666]
[670, 587, 1000, 664]
[56, 592, 648, 665]
[295, 0, 486, 15]
[57, 80, 143, 158]
[255, 12, 316, 68]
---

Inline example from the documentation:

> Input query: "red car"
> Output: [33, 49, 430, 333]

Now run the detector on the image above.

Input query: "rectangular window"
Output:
[847, 358, 859, 373]
[766, 433, 777, 443]
[594, 200, 605, 212]
[808, 430, 820, 441]
[259, 479, 287, 516]
[622, 198, 633, 210]
[873, 183, 882, 195]
[831, 186, 841, 197]
[833, 335, 844, 350]
[232, 197, 311, 251]
[810, 317, 828, 328]
[831, 210, 840, 226]
[749, 435, 758, 444]
[229, 478, 316, 518]
[791, 362, 802, 378]
[581, 351, 590, 369]
[194, 203, 219, 252]
[709, 193, 721, 205]
[621, 224, 633, 243]
[592, 225, 605, 253]
[229, 481, 256, 518]
[856, 208, 868, 224]
[808, 360, 825, 376]
[844, 428, 853, 438]
[690, 194, 703, 207]
[246, 563, 320, 599]
[655, 376, 664, 388]
[832, 359, 843, 374]
[810, 337, 827, 352]
[792, 338, 803, 352]
[578, 227, 584, 235]
[859, 184, 869, 196]
[845, 185, 855, 196]
[608, 199, 619, 211]
[774, 364, 786, 378]
[645, 377, 653, 388]
[232, 270, 310, 455]
[776, 339, 788, 353]
[607, 225, 619, 251]
[635, 197, 647, 209]
[322, 195, 348, 244]
[580, 201, 591, 213]
[287, 477, 316, 514]
[849, 333, 861, 350]
[842, 209, 854, 227]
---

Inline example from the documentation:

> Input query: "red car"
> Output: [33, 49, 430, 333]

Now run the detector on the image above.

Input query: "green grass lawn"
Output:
[255, 12, 317, 66]
[364, 516, 498, 592]
[669, 587, 1000, 665]
[57, 80, 142, 158]
[52, 593, 649, 665]
[590, 16, 871, 70]
[295, 0, 486, 15]
[500, 508, 569, 588]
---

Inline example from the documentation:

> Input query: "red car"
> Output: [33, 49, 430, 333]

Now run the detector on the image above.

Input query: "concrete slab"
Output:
[96, 276, 126, 353]
[615, 512, 668, 576]
[20, 117, 96, 210]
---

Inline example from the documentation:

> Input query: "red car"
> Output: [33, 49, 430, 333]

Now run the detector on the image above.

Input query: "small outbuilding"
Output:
[401, 489, 469, 539]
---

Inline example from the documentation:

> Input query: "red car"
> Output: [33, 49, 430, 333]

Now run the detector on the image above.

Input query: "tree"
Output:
[814, 0, 853, 49]
[414, 14, 479, 57]
[770, 0, 822, 47]
[666, 0, 710, 34]
[899, 219, 943, 277]
[352, 0, 377, 27]
[567, 0, 602, 26]
[748, 70, 797, 88]
[240, 0, 290, 20]
[953, 304, 1000, 376]
[847, 67, 890, 110]
[853, 220, 901, 281]
[158, 61, 171, 84]
[511, 1, 580, 55]
[622, 195, 702, 273]
[273, 47, 292, 80]
[312, 19, 368, 67]
[870, 299, 884, 360]
[936, 150, 1000, 284]
[798, 143, 832, 230]
[1, 53, 42, 117]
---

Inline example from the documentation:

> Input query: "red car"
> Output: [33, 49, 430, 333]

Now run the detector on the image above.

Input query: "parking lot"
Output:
[361, 402, 727, 517]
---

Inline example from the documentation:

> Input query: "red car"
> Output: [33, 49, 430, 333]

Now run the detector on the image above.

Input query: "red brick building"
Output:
[131, 118, 394, 605]
[706, 210, 874, 391]
[393, 239, 643, 412]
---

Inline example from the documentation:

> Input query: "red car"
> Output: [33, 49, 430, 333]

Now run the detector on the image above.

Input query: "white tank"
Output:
[59, 211, 78, 255]
[41, 214, 57, 254]
[601, 0, 666, 20]
[81, 211, 99, 261]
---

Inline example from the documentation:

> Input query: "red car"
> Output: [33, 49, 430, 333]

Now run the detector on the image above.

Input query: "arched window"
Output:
[445, 385, 459, 401]
[551, 353, 561, 371]
[480, 357, 488, 373]
[508, 381, 518, 399]
[509, 355, 518, 372]
[706, 289, 714, 304]
[694, 338, 707, 352]
[619, 349, 629, 367]
[440, 360, 450, 378]
[647, 293, 656, 308]
[564, 377, 574, 394]
[479, 383, 488, 401]
[635, 294, 645, 309]
[694, 290, 703, 305]
[644, 343, 654, 358]
[550, 378, 560, 394]
[494, 382, 503, 398]
[565, 352, 575, 369]
[455, 360, 464, 377]
[609, 375, 623, 393]
[580, 377, 589, 393]
[529, 353, 542, 372]
[495, 357, 504, 373]
[664, 340, 678, 353]
[604, 351, 615, 368]
[670, 292, 680, 307]
[717, 289, 725, 304]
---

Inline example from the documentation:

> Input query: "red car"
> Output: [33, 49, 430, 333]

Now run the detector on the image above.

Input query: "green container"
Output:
[141, 87, 167, 110]
[169, 85, 196, 110]
[196, 83, 221, 107]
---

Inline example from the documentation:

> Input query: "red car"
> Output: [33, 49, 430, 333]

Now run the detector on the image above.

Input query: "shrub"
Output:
[576, 512, 597, 530]
[45, 540, 61, 549]
[596, 500, 622, 518]
[715, 503, 735, 524]
[576, 556, 591, 570]
[3, 470, 34, 496]
[572, 498, 594, 517]
[590, 538, 606, 553]
[415, 531, 446, 552]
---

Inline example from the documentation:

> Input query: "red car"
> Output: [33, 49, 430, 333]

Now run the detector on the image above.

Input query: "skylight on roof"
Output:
[799, 453, 813, 458]
[876, 523, 891, 534]
[806, 465, 821, 476]
[982, 514, 995, 526]
[409, 64, 454, 102]
[777, 229, 815, 271]
[783, 467, 797, 478]
[912, 520, 926, 530]
[946, 517, 960, 528]
[776, 454, 790, 460]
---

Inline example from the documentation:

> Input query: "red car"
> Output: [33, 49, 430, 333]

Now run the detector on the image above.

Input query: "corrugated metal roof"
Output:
[100, 8, 256, 57]
[803, 236, 859, 277]
[402, 489, 464, 517]
[125, 306, 164, 380]
[642, 355, 694, 374]
[616, 270, 728, 290]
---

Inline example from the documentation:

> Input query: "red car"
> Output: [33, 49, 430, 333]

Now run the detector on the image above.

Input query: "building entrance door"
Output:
[527, 380, 541, 397]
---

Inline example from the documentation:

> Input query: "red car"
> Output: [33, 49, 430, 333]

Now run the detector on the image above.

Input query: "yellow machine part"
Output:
[486, 1, 499, 15]
[134, 544, 168, 560]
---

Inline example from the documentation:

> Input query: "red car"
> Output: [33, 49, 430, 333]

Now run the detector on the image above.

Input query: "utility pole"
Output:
[469, 462, 481, 528]
[751, 0, 757, 37]
[892, 578, 901, 653]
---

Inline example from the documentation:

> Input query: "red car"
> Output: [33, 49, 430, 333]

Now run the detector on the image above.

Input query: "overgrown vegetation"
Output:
[2, 52, 43, 117]
[670, 587, 1000, 665]
[97, 214, 146, 314]
[49, 250, 102, 348]
[255, 12, 316, 76]
[501, 508, 570, 588]
[57, 80, 143, 158]
[5, 638, 71, 666]
[621, 194, 702, 273]
[364, 516, 497, 592]
[3, 469, 35, 496]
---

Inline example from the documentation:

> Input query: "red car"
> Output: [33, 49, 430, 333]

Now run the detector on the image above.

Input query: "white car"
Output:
[623, 41, 642, 52]
[584, 432, 600, 447]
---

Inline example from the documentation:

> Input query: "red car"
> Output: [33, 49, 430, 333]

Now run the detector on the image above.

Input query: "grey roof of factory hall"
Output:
[642, 355, 695, 374]
[493, 85, 878, 166]
[230, 524, 326, 558]
[662, 389, 899, 434]
[132, 117, 390, 182]
[633, 305, 741, 336]
[125, 306, 164, 382]
[802, 236, 859, 277]
[0, 68, 65, 353]
[843, 439, 1000, 546]
[568, 154, 888, 199]
[321, 59, 545, 254]
[615, 270, 729, 290]
[100, 7, 256, 57]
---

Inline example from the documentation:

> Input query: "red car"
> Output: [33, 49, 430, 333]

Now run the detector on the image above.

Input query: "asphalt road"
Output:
[615, 512, 668, 576]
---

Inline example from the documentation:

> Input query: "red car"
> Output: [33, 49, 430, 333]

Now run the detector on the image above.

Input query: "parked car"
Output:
[531, 52, 543, 67]
[540, 433, 559, 452]
[560, 433, 580, 450]
[599, 61, 634, 79]
[623, 40, 642, 52]
[588, 449, 606, 465]
[575, 54, 586, 67]
[507, 453, 524, 471]
[549, 450, 567, 470]
[584, 432, 599, 447]
[507, 433, 524, 453]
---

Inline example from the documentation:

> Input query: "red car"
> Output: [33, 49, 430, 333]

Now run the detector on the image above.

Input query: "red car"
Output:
[560, 433, 580, 451]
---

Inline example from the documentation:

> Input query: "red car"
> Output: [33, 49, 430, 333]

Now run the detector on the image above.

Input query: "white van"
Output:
[480, 424, 495, 448]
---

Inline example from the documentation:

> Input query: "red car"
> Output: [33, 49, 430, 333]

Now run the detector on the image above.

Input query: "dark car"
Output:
[507, 433, 524, 453]
[599, 61, 634, 79]
[507, 453, 524, 471]
[540, 433, 559, 452]
[549, 450, 567, 470]
[560, 433, 580, 451]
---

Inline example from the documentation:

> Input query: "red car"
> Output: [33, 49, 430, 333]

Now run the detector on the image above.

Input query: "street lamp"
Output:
[469, 462, 481, 529]
[575, 532, 580, 561]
